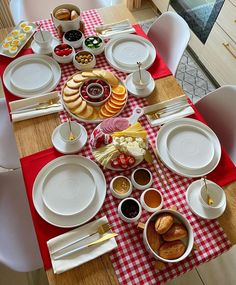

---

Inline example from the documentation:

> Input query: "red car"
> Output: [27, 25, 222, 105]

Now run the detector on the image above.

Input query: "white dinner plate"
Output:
[33, 155, 106, 228]
[105, 34, 156, 73]
[42, 163, 96, 216]
[112, 38, 149, 67]
[51, 124, 88, 154]
[156, 118, 221, 177]
[3, 54, 61, 98]
[10, 58, 53, 92]
[166, 125, 215, 170]
[186, 180, 226, 219]
[125, 73, 155, 97]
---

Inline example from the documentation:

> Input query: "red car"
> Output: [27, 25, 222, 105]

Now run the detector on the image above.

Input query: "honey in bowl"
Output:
[144, 189, 161, 208]
[113, 177, 130, 195]
[134, 169, 151, 185]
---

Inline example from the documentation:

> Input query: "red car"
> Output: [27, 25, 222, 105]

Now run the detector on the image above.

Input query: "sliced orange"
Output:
[111, 92, 127, 101]
[112, 85, 126, 95]
[111, 97, 126, 106]
[100, 106, 114, 118]
[104, 103, 118, 114]
[108, 100, 122, 110]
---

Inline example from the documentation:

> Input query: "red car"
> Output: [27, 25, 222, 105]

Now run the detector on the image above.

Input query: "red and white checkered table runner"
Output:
[37, 10, 231, 285]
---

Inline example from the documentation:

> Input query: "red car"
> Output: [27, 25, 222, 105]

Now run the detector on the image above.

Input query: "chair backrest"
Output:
[0, 98, 20, 169]
[195, 85, 236, 165]
[0, 169, 42, 272]
[147, 11, 190, 75]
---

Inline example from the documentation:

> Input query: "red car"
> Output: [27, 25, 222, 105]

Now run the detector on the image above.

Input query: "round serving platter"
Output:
[62, 69, 128, 124]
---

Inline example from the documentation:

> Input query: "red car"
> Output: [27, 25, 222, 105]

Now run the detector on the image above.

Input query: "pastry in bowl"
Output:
[143, 209, 194, 263]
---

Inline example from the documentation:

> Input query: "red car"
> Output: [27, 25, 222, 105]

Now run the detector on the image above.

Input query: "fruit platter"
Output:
[90, 108, 148, 170]
[62, 69, 128, 123]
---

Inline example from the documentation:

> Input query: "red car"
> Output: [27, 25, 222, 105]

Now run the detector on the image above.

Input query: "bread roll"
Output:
[155, 214, 174, 234]
[147, 221, 161, 253]
[162, 223, 188, 242]
[55, 8, 70, 21]
[159, 240, 186, 259]
[71, 10, 79, 20]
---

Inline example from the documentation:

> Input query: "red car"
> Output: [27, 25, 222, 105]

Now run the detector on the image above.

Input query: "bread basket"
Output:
[52, 4, 81, 33]
[143, 209, 194, 263]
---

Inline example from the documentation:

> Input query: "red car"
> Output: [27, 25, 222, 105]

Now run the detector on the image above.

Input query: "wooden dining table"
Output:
[1, 4, 236, 285]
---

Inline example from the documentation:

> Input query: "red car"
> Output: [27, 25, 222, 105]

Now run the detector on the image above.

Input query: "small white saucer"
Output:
[52, 124, 87, 154]
[125, 73, 155, 98]
[186, 179, 226, 220]
[31, 37, 60, 55]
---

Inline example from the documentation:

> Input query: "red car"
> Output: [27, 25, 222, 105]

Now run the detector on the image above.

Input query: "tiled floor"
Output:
[1, 1, 235, 285]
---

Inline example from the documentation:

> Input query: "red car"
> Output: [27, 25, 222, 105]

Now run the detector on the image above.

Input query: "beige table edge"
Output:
[1, 4, 236, 285]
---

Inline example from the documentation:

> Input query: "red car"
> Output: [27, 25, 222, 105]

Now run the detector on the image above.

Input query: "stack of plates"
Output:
[33, 155, 106, 228]
[156, 118, 221, 178]
[105, 34, 156, 73]
[3, 54, 61, 98]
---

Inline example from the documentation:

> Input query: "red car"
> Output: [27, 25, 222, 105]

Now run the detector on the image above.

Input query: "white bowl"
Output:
[131, 168, 153, 190]
[63, 30, 84, 48]
[140, 188, 163, 213]
[110, 176, 132, 199]
[132, 69, 151, 90]
[118, 197, 142, 223]
[143, 209, 194, 263]
[80, 80, 111, 107]
[52, 44, 75, 64]
[200, 179, 226, 210]
[83, 36, 105, 55]
[52, 4, 81, 33]
[34, 30, 53, 50]
[73, 51, 96, 71]
[59, 121, 82, 144]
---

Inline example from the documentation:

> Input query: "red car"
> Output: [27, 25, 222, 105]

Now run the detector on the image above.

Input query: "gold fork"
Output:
[51, 223, 111, 255]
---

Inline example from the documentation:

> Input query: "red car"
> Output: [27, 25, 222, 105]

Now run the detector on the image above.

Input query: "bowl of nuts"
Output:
[52, 43, 74, 64]
[73, 51, 96, 71]
[63, 30, 84, 48]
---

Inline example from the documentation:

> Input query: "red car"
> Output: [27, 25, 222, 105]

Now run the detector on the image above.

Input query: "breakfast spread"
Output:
[64, 30, 83, 42]
[147, 213, 188, 260]
[62, 69, 127, 122]
[113, 176, 131, 195]
[90, 117, 147, 170]
[134, 169, 151, 186]
[0, 21, 36, 58]
[75, 51, 94, 65]
[121, 198, 140, 219]
[143, 189, 162, 209]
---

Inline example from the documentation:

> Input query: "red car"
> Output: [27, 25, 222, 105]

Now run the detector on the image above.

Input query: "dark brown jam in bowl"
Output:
[88, 85, 103, 97]
[134, 169, 150, 185]
[121, 199, 139, 218]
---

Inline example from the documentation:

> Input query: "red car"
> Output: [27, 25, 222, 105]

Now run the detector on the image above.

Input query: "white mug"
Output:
[132, 69, 151, 90]
[34, 31, 53, 49]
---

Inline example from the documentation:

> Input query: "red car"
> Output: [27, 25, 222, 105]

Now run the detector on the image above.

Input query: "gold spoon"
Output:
[68, 118, 75, 141]
[203, 176, 214, 205]
[137, 62, 144, 85]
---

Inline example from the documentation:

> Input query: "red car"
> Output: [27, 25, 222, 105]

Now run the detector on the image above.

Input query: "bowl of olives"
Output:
[83, 36, 104, 55]
[73, 50, 96, 71]
[63, 30, 84, 48]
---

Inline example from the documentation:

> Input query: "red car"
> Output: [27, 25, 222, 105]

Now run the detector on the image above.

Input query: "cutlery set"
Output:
[51, 223, 117, 260]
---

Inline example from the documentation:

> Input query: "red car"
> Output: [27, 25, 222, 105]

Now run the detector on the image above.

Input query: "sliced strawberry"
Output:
[110, 159, 120, 168]
[127, 156, 136, 166]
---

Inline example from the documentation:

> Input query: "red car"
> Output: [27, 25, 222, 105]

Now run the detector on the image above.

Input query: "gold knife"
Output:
[53, 233, 118, 260]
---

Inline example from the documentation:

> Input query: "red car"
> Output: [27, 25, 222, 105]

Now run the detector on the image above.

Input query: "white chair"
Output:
[147, 11, 190, 75]
[194, 85, 236, 165]
[0, 98, 20, 169]
[9, 0, 113, 23]
[0, 169, 43, 272]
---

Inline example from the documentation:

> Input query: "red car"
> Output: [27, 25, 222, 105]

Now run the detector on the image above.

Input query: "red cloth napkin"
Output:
[133, 24, 172, 79]
[20, 148, 71, 270]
